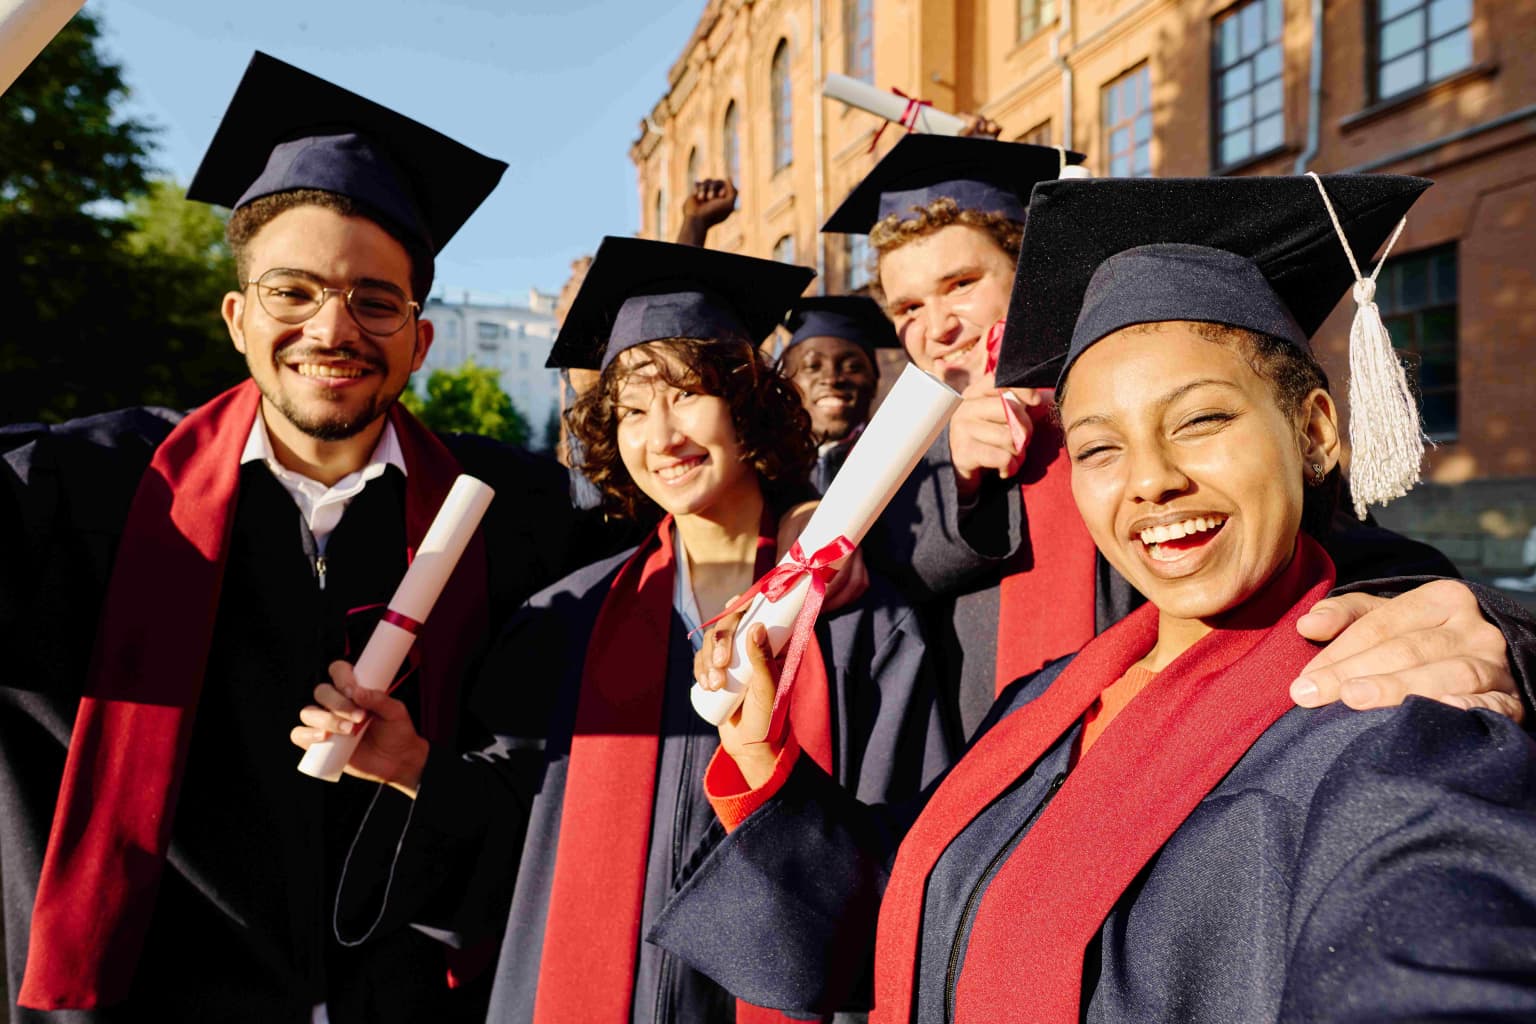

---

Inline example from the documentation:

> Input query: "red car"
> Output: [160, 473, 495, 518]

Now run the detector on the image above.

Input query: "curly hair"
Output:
[1056, 321, 1341, 539]
[868, 196, 1024, 265]
[225, 189, 434, 300]
[568, 337, 817, 521]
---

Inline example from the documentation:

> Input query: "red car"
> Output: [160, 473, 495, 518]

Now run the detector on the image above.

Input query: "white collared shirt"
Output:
[672, 523, 706, 653]
[239, 413, 407, 551]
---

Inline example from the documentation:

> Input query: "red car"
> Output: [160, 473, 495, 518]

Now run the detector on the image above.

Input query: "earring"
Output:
[1310, 462, 1325, 485]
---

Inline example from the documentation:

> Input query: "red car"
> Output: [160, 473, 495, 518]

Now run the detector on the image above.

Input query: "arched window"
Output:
[771, 40, 793, 171]
[723, 101, 741, 183]
[773, 234, 796, 264]
[845, 0, 873, 82]
[686, 146, 700, 188]
[654, 189, 666, 240]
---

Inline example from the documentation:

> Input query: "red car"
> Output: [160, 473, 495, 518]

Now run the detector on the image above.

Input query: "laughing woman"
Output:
[291, 237, 951, 1023]
[657, 175, 1536, 1022]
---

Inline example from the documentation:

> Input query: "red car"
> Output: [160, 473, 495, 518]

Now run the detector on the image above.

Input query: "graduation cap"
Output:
[822, 135, 1085, 235]
[993, 172, 1431, 517]
[783, 296, 900, 359]
[186, 52, 507, 272]
[547, 236, 815, 371]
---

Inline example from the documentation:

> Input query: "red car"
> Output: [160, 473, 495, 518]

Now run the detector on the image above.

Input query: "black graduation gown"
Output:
[650, 657, 1536, 1021]
[0, 408, 582, 1023]
[333, 543, 955, 1024]
[869, 430, 1536, 739]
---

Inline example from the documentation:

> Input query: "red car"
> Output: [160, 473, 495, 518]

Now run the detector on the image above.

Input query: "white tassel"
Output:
[1308, 173, 1427, 519]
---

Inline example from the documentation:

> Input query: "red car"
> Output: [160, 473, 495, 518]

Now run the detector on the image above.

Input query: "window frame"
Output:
[1101, 63, 1153, 179]
[1210, 0, 1287, 172]
[1377, 243, 1460, 441]
[1019, 0, 1059, 42]
[1368, 0, 1475, 103]
[771, 40, 794, 172]
[844, 0, 874, 83]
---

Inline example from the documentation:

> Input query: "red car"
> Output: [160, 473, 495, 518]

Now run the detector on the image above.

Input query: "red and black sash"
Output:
[533, 516, 834, 1024]
[993, 398, 1099, 692]
[874, 535, 1335, 1022]
[20, 380, 487, 1010]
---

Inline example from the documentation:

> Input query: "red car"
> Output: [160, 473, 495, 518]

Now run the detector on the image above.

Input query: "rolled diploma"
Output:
[298, 474, 496, 782]
[822, 73, 969, 136]
[0, 0, 84, 97]
[691, 364, 961, 725]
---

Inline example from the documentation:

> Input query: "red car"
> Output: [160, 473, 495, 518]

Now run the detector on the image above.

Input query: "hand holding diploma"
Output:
[295, 474, 495, 782]
[689, 364, 961, 726]
[292, 662, 429, 797]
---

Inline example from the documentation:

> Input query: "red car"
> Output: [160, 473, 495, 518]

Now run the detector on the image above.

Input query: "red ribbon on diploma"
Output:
[984, 320, 1030, 454]
[694, 535, 855, 739]
[869, 86, 934, 152]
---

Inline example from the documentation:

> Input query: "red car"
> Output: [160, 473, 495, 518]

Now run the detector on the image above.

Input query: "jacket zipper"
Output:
[944, 771, 1067, 1021]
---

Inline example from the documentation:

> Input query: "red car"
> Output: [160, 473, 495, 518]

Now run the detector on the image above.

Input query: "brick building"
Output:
[631, 0, 1536, 578]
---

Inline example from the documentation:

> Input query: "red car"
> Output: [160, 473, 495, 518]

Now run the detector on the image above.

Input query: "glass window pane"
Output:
[1428, 28, 1472, 79]
[1219, 16, 1241, 66]
[1380, 0, 1419, 20]
[1417, 350, 1457, 389]
[1254, 44, 1282, 83]
[1420, 390, 1458, 436]
[1133, 143, 1151, 175]
[1111, 126, 1129, 153]
[1254, 78, 1283, 116]
[1398, 258, 1429, 307]
[1384, 312, 1418, 347]
[1221, 128, 1253, 165]
[1136, 67, 1150, 106]
[1134, 112, 1153, 143]
[1420, 307, 1458, 346]
[1223, 94, 1254, 132]
[1223, 63, 1253, 99]
[1381, 10, 1426, 61]
[1433, 250, 1457, 301]
[1111, 154, 1130, 176]
[1241, 1, 1264, 55]
[1379, 51, 1424, 97]
[1429, 0, 1472, 36]
[1266, 0, 1283, 40]
[1254, 113, 1284, 151]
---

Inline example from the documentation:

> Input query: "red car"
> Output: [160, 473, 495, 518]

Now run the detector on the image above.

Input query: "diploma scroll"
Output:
[0, 0, 84, 97]
[691, 365, 962, 725]
[822, 73, 970, 136]
[297, 475, 496, 782]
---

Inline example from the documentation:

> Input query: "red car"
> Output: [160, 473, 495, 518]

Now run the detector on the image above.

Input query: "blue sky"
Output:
[93, 0, 704, 302]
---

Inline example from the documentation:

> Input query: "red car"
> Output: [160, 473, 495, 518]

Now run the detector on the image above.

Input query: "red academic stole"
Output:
[533, 517, 833, 1024]
[20, 380, 488, 1010]
[873, 535, 1335, 1023]
[993, 397, 1100, 691]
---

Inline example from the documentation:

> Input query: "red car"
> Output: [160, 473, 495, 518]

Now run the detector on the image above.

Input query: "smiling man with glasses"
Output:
[1, 53, 581, 1024]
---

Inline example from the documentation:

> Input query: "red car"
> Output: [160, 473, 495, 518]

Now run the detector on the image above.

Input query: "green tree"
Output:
[1, 10, 242, 422]
[401, 362, 531, 446]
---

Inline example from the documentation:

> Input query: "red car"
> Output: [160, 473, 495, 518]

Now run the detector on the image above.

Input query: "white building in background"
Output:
[417, 288, 562, 447]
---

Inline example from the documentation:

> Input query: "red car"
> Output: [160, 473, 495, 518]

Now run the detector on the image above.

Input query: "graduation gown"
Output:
[869, 429, 1536, 739]
[649, 594, 1536, 1021]
[0, 408, 581, 1023]
[333, 540, 954, 1024]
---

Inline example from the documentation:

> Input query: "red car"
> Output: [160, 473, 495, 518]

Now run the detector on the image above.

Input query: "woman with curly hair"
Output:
[291, 237, 951, 1023]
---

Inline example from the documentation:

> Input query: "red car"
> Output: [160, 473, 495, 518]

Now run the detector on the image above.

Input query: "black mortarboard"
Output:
[821, 135, 1085, 235]
[186, 52, 507, 265]
[547, 236, 815, 371]
[994, 173, 1432, 517]
[783, 296, 900, 357]
[993, 174, 1430, 389]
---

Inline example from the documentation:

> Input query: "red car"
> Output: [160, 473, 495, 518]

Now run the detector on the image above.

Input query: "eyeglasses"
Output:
[243, 268, 421, 337]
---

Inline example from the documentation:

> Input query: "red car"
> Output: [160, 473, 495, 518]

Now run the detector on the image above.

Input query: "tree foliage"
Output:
[1, 10, 243, 423]
[401, 362, 531, 446]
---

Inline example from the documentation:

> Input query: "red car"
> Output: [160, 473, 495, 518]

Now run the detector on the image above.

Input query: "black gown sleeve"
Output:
[1280, 701, 1536, 1021]
[863, 429, 1023, 602]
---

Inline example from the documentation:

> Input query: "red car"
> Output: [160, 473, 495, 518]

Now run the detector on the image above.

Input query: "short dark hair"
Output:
[225, 189, 433, 300]
[568, 337, 816, 521]
[1056, 321, 1340, 539]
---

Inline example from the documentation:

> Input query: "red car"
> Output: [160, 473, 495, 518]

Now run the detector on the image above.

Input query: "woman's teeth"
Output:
[658, 456, 704, 481]
[1142, 512, 1222, 561]
[295, 363, 365, 379]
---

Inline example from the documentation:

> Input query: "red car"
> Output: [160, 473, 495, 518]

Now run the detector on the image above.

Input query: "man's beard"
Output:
[262, 385, 392, 441]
